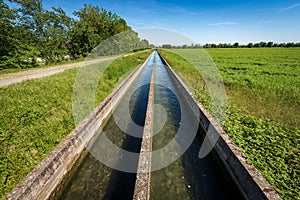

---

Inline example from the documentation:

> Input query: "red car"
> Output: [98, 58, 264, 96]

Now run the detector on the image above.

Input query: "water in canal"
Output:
[150, 51, 244, 200]
[56, 51, 244, 200]
[57, 52, 156, 200]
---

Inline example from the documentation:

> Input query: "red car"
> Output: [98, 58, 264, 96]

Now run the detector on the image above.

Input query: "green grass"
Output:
[206, 48, 300, 129]
[159, 48, 300, 200]
[0, 50, 152, 199]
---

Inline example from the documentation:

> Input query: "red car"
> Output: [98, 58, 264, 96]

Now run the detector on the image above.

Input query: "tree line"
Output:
[160, 42, 300, 49]
[0, 0, 150, 69]
[203, 42, 300, 48]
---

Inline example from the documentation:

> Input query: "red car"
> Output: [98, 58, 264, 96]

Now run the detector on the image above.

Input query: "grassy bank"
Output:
[159, 48, 300, 199]
[0, 50, 152, 199]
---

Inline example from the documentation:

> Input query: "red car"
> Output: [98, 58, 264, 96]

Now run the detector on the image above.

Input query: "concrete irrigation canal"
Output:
[6, 51, 280, 200]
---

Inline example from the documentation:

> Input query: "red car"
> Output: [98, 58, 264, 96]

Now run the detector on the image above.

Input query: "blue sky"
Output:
[42, 0, 300, 44]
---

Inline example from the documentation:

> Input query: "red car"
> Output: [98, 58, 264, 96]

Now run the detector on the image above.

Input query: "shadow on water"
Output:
[181, 125, 244, 200]
[103, 84, 150, 200]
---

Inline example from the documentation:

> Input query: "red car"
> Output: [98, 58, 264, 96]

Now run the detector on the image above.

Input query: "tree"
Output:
[267, 42, 273, 47]
[0, 0, 40, 69]
[233, 42, 239, 48]
[10, 0, 45, 38]
[139, 39, 150, 49]
[162, 44, 172, 49]
[70, 4, 132, 57]
[247, 42, 253, 48]
[260, 42, 267, 47]
[211, 43, 217, 48]
[41, 7, 73, 62]
[254, 43, 260, 47]
[1, 1, 150, 69]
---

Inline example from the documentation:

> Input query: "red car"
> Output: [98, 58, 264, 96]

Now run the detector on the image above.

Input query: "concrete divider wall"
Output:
[158, 51, 281, 200]
[133, 55, 155, 200]
[5, 53, 153, 200]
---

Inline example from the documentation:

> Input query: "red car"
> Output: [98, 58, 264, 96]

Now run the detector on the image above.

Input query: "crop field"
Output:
[206, 48, 299, 129]
[0, 50, 151, 199]
[159, 48, 300, 199]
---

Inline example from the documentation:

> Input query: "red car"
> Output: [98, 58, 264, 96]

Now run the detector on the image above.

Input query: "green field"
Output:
[159, 48, 300, 199]
[206, 48, 299, 129]
[0, 50, 151, 199]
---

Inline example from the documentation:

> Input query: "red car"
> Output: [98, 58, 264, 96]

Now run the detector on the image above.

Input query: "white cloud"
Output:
[279, 3, 300, 12]
[167, 5, 201, 15]
[257, 20, 274, 24]
[209, 22, 238, 26]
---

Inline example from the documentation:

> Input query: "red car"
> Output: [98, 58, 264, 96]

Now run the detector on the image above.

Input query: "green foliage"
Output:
[0, 1, 150, 70]
[0, 0, 38, 69]
[0, 50, 152, 199]
[206, 48, 300, 129]
[159, 49, 300, 199]
[40, 7, 73, 63]
[69, 4, 149, 55]
[223, 106, 300, 199]
[0, 69, 77, 199]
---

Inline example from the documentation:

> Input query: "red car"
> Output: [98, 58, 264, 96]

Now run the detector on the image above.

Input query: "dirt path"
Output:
[0, 57, 116, 87]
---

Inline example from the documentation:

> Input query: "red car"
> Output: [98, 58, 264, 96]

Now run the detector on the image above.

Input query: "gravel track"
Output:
[0, 57, 116, 87]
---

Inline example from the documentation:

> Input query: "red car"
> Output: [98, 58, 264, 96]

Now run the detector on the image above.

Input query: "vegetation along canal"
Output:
[55, 51, 244, 199]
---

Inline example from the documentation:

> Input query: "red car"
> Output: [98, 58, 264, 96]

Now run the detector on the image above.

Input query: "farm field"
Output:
[206, 48, 299, 129]
[159, 48, 300, 199]
[0, 50, 151, 199]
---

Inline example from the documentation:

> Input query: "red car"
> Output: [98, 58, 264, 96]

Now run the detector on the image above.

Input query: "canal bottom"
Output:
[150, 123, 245, 200]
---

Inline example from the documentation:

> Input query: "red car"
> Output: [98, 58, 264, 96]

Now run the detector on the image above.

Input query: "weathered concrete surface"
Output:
[5, 54, 152, 200]
[133, 54, 156, 200]
[159, 52, 281, 200]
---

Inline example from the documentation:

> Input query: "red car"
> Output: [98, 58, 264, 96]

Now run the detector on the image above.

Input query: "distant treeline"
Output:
[203, 42, 300, 48]
[0, 0, 150, 69]
[160, 42, 300, 49]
